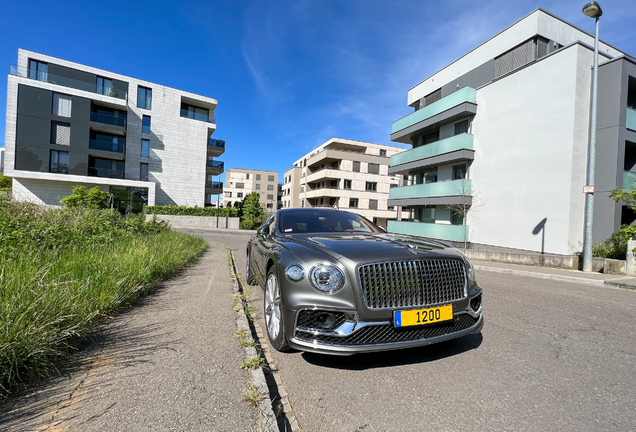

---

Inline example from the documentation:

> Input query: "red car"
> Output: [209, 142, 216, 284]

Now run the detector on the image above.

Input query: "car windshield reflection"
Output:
[278, 209, 382, 234]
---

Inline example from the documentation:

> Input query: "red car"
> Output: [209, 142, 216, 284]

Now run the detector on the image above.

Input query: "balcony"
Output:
[89, 139, 125, 154]
[391, 87, 477, 144]
[205, 181, 223, 195]
[628, 107, 636, 132]
[305, 186, 342, 199]
[206, 160, 224, 175]
[10, 64, 127, 100]
[388, 220, 468, 243]
[389, 133, 475, 175]
[88, 167, 124, 179]
[306, 167, 341, 183]
[208, 138, 226, 157]
[388, 179, 472, 206]
[90, 112, 126, 128]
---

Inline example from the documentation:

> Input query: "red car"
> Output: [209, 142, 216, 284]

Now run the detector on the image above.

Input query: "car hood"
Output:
[281, 232, 464, 262]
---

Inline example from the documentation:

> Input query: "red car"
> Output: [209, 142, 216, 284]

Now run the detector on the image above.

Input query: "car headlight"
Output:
[309, 264, 345, 294]
[285, 264, 305, 282]
[464, 256, 476, 282]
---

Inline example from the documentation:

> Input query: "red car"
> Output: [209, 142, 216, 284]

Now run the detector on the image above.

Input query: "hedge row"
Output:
[146, 205, 239, 217]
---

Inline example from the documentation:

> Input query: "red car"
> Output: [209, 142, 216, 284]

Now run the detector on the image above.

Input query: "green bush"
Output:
[0, 174, 11, 191]
[146, 205, 238, 217]
[60, 185, 109, 209]
[0, 202, 205, 395]
[592, 225, 636, 260]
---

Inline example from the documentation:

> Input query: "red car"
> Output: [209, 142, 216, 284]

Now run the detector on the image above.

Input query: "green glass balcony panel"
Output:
[388, 220, 468, 243]
[391, 87, 476, 134]
[389, 179, 472, 200]
[391, 133, 474, 166]
[624, 171, 636, 190]
[627, 107, 636, 132]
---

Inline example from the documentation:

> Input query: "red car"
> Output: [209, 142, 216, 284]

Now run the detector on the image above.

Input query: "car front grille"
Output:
[357, 259, 466, 309]
[295, 314, 478, 346]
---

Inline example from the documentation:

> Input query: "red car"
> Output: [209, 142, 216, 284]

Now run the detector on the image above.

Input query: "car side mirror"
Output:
[378, 226, 388, 233]
[257, 225, 269, 237]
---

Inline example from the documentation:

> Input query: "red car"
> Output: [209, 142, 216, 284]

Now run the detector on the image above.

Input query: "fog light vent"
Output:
[470, 294, 482, 313]
[297, 310, 346, 331]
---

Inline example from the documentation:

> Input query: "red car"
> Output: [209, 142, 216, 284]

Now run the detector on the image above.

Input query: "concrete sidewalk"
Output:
[0, 241, 256, 432]
[474, 260, 636, 290]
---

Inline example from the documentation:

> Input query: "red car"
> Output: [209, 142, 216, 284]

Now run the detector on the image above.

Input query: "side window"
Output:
[269, 217, 277, 236]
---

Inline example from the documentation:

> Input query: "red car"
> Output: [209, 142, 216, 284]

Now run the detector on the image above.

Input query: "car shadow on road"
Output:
[300, 333, 483, 370]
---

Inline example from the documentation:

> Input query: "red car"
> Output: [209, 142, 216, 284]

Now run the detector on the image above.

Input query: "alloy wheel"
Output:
[265, 272, 281, 340]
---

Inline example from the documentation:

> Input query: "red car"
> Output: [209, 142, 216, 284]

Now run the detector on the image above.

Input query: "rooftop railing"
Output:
[10, 64, 127, 100]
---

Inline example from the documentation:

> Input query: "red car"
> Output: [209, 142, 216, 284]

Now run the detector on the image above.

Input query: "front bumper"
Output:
[285, 307, 483, 356]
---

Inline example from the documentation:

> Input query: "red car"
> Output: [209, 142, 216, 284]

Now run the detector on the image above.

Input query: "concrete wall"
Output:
[12, 177, 109, 206]
[146, 214, 240, 229]
[468, 44, 591, 255]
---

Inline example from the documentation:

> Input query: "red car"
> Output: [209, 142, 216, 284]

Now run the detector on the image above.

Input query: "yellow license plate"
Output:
[393, 304, 453, 328]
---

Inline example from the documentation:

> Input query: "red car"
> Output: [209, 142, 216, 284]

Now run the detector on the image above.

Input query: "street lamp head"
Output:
[582, 1, 602, 18]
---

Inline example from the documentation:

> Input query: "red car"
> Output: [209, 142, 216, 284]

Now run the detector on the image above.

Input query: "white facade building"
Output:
[388, 9, 635, 255]
[283, 138, 408, 227]
[4, 49, 224, 211]
[223, 168, 280, 211]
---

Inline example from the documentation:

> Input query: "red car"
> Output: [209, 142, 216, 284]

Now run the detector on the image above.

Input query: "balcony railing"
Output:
[392, 87, 476, 134]
[90, 112, 126, 128]
[206, 160, 224, 171]
[209, 138, 226, 148]
[388, 220, 468, 243]
[88, 167, 124, 179]
[10, 64, 127, 100]
[624, 171, 636, 190]
[206, 181, 223, 189]
[89, 139, 125, 153]
[627, 107, 636, 132]
[391, 133, 474, 166]
[389, 179, 472, 200]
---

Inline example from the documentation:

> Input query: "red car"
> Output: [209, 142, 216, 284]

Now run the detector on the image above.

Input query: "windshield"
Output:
[278, 210, 382, 234]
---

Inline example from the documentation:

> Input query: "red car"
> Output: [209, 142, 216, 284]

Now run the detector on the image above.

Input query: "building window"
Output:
[421, 88, 442, 108]
[369, 199, 378, 210]
[180, 103, 210, 122]
[237, 192, 243, 198]
[255, 183, 261, 190]
[390, 183, 398, 188]
[267, 194, 274, 200]
[137, 86, 152, 110]
[226, 192, 232, 197]
[368, 163, 380, 174]
[141, 139, 150, 158]
[451, 211, 464, 226]
[268, 175, 275, 181]
[51, 122, 71, 146]
[236, 182, 244, 189]
[52, 93, 72, 117]
[96, 76, 113, 96]
[246, 173, 250, 179]
[343, 179, 352, 189]
[453, 164, 467, 180]
[256, 174, 261, 181]
[267, 184, 274, 191]
[50, 150, 69, 174]
[380, 149, 387, 157]
[353, 161, 361, 172]
[267, 203, 273, 209]
[140, 163, 149, 181]
[454, 120, 469, 135]
[28, 60, 47, 81]
[349, 198, 359, 208]
[494, 38, 534, 78]
[366, 182, 377, 192]
[422, 130, 440, 145]
[142, 115, 151, 134]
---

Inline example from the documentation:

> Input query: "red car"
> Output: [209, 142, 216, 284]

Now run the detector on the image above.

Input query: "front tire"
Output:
[264, 266, 290, 352]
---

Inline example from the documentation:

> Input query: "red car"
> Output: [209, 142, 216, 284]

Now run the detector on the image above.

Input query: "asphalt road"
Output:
[186, 228, 636, 432]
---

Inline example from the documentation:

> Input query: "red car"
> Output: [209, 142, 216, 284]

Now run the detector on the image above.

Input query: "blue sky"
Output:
[1, 0, 635, 186]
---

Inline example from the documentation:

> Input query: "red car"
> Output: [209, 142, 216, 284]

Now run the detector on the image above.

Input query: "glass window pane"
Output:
[137, 88, 145, 108]
[140, 163, 149, 181]
[146, 88, 152, 110]
[142, 116, 151, 133]
[141, 139, 150, 158]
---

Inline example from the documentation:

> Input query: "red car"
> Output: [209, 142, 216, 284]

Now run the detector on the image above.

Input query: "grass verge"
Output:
[0, 203, 207, 396]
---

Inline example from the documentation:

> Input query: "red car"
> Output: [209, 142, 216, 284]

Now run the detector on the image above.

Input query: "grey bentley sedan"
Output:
[246, 208, 483, 355]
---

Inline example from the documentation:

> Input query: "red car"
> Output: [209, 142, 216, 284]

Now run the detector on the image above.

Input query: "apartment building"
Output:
[223, 168, 280, 211]
[387, 9, 634, 255]
[4, 49, 224, 211]
[282, 138, 407, 227]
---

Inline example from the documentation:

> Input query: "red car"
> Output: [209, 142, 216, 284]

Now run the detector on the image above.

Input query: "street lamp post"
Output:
[582, 1, 602, 272]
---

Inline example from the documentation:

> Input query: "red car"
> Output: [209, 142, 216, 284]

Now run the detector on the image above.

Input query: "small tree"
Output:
[240, 192, 266, 230]
[446, 177, 481, 251]
[60, 185, 109, 209]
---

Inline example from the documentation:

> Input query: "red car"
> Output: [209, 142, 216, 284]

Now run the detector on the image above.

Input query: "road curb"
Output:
[475, 265, 636, 290]
[227, 250, 279, 432]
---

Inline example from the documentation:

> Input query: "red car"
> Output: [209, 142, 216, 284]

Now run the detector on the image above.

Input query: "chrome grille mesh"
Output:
[357, 259, 466, 309]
